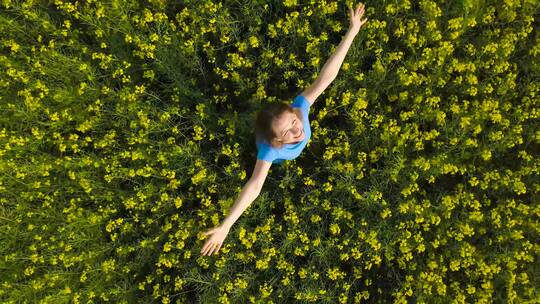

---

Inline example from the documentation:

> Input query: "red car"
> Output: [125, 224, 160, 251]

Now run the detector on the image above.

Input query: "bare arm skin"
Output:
[201, 159, 271, 256]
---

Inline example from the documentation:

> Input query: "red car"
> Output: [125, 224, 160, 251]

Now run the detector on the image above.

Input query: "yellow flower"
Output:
[298, 268, 307, 279]
[8, 40, 20, 53]
[327, 266, 345, 281]
[380, 208, 392, 219]
[329, 223, 340, 235]
[481, 149, 492, 161]
[163, 242, 171, 252]
[303, 176, 315, 186]
[101, 259, 116, 273]
[192, 125, 205, 141]
[248, 36, 259, 48]
[259, 282, 273, 298]
[234, 278, 248, 289]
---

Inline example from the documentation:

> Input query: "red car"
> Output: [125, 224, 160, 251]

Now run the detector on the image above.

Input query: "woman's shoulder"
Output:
[292, 95, 311, 117]
[257, 141, 281, 162]
[292, 94, 311, 107]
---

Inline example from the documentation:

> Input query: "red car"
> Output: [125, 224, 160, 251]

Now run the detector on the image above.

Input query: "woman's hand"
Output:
[348, 2, 368, 36]
[200, 225, 230, 256]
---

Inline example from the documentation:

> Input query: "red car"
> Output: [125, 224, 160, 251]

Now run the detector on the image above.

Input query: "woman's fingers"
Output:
[209, 243, 220, 255]
[207, 242, 218, 255]
[201, 238, 213, 254]
[200, 243, 208, 255]
[350, 3, 364, 18]
[357, 3, 364, 16]
[200, 226, 227, 255]
[202, 242, 216, 255]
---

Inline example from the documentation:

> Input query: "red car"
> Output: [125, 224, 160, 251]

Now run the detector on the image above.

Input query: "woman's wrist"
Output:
[348, 26, 360, 37]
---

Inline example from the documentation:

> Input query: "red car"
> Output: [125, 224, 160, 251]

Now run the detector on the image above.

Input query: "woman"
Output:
[201, 3, 368, 256]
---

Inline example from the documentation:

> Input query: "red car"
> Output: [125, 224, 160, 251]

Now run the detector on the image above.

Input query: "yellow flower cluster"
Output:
[2, 0, 538, 303]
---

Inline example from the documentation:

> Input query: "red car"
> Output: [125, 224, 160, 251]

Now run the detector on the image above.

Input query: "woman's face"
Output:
[272, 108, 305, 144]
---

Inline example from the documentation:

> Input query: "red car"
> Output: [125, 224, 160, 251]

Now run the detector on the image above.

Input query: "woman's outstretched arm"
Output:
[318, 3, 368, 83]
[201, 159, 271, 256]
[200, 178, 262, 256]
[221, 179, 262, 230]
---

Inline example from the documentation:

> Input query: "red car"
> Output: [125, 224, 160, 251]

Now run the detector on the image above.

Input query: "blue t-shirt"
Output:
[255, 94, 312, 164]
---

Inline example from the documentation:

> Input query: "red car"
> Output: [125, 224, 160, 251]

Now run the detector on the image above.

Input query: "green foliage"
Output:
[0, 0, 539, 303]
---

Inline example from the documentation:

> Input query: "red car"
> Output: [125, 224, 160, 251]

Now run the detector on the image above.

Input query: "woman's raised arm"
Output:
[200, 159, 271, 256]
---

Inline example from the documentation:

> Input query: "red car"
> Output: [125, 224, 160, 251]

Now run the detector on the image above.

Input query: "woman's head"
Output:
[255, 102, 305, 149]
